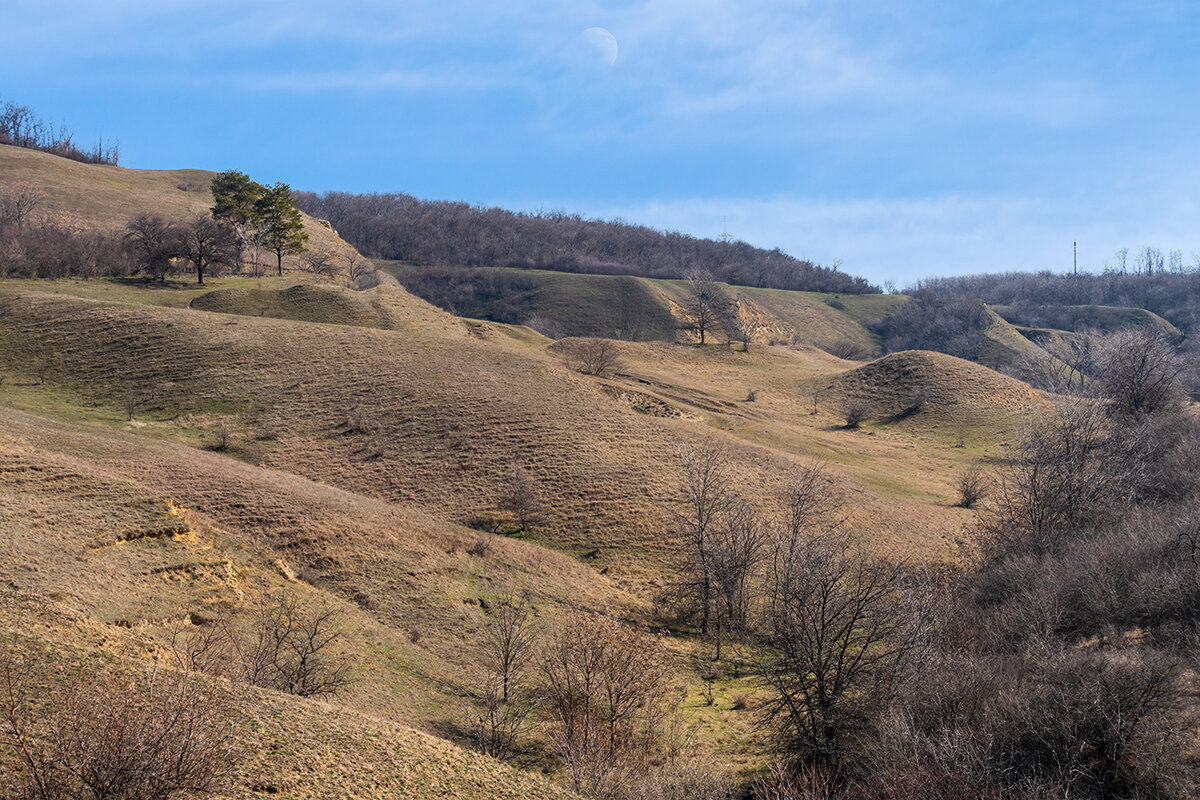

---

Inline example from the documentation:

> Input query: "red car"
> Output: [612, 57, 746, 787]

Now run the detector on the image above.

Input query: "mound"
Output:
[190, 283, 390, 327]
[187, 280, 466, 335]
[829, 350, 1045, 417]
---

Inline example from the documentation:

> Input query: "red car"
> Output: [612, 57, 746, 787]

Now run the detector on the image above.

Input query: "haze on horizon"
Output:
[3, 0, 1198, 286]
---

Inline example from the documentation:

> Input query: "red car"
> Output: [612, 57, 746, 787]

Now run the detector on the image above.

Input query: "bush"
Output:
[1, 652, 236, 800]
[823, 340, 868, 361]
[955, 463, 986, 509]
[839, 398, 873, 429]
[560, 337, 624, 378]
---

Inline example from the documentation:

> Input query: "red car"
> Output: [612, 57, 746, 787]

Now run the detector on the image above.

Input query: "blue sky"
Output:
[3, 1, 1199, 285]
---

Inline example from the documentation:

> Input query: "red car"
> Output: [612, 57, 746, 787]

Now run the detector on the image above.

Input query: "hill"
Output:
[296, 189, 876, 293]
[993, 303, 1182, 337]
[0, 143, 358, 268]
[827, 350, 1047, 418]
[386, 263, 898, 355]
[0, 144, 1110, 797]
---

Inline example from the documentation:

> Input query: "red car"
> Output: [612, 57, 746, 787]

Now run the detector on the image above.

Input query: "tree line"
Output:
[293, 190, 877, 294]
[0, 171, 308, 283]
[0, 96, 119, 166]
[917, 257, 1200, 334]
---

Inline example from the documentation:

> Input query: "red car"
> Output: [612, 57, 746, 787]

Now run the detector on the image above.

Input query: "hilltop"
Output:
[0, 144, 357, 267]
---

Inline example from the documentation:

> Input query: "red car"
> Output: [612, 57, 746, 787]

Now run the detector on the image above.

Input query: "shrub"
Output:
[1, 652, 236, 800]
[955, 463, 987, 509]
[499, 466, 543, 531]
[560, 337, 624, 378]
[467, 536, 493, 557]
[209, 423, 230, 451]
[839, 398, 872, 429]
[823, 340, 868, 361]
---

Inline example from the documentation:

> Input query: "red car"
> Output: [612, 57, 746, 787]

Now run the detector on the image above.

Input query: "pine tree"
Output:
[256, 183, 308, 276]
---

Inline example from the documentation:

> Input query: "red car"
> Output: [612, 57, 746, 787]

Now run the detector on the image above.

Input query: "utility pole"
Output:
[1073, 241, 1077, 277]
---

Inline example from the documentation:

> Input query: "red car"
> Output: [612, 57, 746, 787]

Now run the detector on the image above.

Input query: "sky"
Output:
[3, 0, 1200, 286]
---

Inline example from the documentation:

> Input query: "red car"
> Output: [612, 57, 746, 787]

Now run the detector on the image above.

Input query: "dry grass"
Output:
[0, 146, 1064, 793]
[0, 597, 581, 800]
[0, 144, 359, 269]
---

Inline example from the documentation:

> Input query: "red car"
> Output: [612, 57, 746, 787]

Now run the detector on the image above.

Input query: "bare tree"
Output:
[680, 269, 731, 346]
[234, 592, 352, 698]
[176, 216, 236, 286]
[709, 497, 767, 660]
[719, 301, 752, 352]
[0, 183, 42, 230]
[673, 441, 733, 639]
[758, 533, 925, 780]
[1093, 327, 1185, 417]
[986, 396, 1118, 558]
[769, 463, 845, 622]
[469, 586, 538, 759]
[540, 612, 671, 798]
[299, 247, 340, 278]
[124, 214, 177, 283]
[500, 466, 543, 531]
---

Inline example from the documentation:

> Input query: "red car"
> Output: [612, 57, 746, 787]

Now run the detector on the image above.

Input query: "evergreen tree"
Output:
[210, 170, 266, 271]
[256, 183, 308, 276]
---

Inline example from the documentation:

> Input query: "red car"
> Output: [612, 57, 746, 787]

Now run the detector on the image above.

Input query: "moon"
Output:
[581, 27, 618, 65]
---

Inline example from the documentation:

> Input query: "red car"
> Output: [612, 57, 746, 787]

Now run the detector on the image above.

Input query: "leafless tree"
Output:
[299, 247, 340, 278]
[758, 533, 926, 780]
[986, 397, 1118, 558]
[124, 214, 177, 283]
[680, 269, 731, 346]
[719, 301, 752, 352]
[709, 497, 767, 660]
[673, 441, 734, 639]
[1093, 327, 1185, 417]
[483, 587, 538, 705]
[769, 464, 845, 622]
[469, 586, 539, 759]
[1, 649, 236, 800]
[523, 315, 566, 340]
[233, 592, 352, 698]
[0, 183, 42, 230]
[560, 338, 624, 378]
[540, 612, 671, 798]
[500, 466, 543, 531]
[176, 215, 236, 286]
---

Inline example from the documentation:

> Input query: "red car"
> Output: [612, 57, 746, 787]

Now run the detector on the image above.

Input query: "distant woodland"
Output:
[921, 266, 1200, 333]
[293, 191, 877, 294]
[0, 96, 119, 166]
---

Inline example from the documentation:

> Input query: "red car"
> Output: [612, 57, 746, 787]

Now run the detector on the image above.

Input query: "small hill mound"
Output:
[829, 350, 1045, 418]
[191, 283, 391, 327]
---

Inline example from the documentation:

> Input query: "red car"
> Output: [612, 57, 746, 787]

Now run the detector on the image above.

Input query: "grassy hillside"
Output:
[0, 144, 359, 267]
[384, 262, 899, 355]
[0, 144, 1085, 796]
[993, 303, 1182, 337]
[383, 263, 681, 340]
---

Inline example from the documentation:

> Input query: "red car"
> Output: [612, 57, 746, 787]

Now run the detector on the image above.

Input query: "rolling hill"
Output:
[0, 144, 1077, 796]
